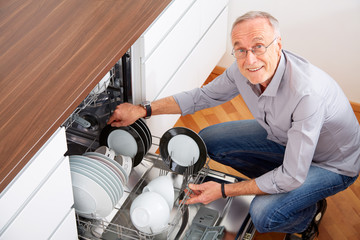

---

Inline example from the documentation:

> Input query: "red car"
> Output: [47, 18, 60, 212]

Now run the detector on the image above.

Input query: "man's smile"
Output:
[248, 66, 263, 72]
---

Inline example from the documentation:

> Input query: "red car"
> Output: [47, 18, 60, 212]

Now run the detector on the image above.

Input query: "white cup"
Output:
[130, 191, 170, 234]
[114, 155, 133, 177]
[95, 146, 116, 160]
[142, 175, 174, 210]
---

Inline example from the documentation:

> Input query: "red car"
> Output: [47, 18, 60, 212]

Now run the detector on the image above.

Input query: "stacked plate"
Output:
[99, 118, 152, 167]
[159, 127, 207, 175]
[69, 150, 130, 219]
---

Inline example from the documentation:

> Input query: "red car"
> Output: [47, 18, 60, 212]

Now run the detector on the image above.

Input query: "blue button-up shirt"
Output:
[173, 50, 360, 194]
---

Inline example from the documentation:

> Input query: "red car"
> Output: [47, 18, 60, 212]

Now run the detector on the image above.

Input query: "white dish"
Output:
[75, 155, 123, 196]
[143, 175, 174, 210]
[100, 125, 145, 167]
[71, 171, 113, 219]
[130, 191, 170, 234]
[167, 134, 200, 166]
[70, 163, 116, 206]
[70, 155, 123, 203]
[108, 129, 138, 158]
[85, 154, 127, 192]
[84, 152, 128, 185]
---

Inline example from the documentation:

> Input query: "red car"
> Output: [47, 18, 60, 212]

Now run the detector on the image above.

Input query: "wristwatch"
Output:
[141, 101, 152, 119]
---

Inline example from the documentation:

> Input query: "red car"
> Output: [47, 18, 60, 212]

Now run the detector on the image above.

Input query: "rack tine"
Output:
[159, 168, 168, 176]
[164, 152, 173, 166]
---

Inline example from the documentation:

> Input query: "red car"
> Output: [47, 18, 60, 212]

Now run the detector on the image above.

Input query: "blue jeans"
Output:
[199, 120, 358, 233]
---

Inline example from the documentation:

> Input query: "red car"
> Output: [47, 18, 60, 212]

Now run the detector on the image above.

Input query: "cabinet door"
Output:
[199, 0, 228, 36]
[147, 7, 228, 138]
[50, 208, 78, 240]
[140, 0, 196, 59]
[143, 0, 202, 102]
[0, 127, 67, 231]
[0, 157, 75, 239]
[194, 6, 229, 87]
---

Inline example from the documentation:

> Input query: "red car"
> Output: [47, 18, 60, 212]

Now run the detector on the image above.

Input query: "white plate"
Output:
[70, 156, 123, 203]
[81, 155, 124, 201]
[167, 134, 200, 166]
[70, 163, 116, 206]
[71, 171, 113, 219]
[70, 160, 118, 205]
[108, 129, 138, 158]
[70, 155, 123, 202]
[100, 125, 145, 167]
[84, 151, 128, 185]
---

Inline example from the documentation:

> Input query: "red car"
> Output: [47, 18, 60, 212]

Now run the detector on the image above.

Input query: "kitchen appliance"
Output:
[61, 51, 256, 240]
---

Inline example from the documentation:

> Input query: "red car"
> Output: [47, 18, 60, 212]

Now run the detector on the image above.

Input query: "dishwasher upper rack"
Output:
[61, 52, 130, 131]
[62, 67, 115, 130]
[76, 153, 212, 240]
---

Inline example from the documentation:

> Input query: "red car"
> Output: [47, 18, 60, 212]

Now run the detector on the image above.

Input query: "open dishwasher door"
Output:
[196, 170, 256, 240]
[76, 154, 256, 240]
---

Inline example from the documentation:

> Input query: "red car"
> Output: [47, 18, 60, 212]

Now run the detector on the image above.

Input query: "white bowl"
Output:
[142, 175, 174, 210]
[130, 191, 170, 234]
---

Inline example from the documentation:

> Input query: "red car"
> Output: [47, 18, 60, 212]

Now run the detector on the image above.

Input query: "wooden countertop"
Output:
[0, 0, 171, 193]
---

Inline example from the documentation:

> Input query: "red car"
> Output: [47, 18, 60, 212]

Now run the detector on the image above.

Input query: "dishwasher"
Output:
[62, 54, 256, 240]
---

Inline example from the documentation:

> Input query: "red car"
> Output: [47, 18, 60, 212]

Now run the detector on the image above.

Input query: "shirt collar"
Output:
[247, 51, 286, 97]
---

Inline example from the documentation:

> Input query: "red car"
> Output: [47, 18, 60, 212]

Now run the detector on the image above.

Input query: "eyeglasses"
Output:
[231, 37, 278, 59]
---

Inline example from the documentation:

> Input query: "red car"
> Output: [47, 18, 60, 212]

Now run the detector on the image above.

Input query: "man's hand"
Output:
[107, 96, 181, 127]
[185, 181, 222, 205]
[107, 103, 145, 127]
[184, 179, 266, 205]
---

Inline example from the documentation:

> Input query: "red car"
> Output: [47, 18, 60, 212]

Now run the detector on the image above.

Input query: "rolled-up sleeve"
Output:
[255, 94, 326, 194]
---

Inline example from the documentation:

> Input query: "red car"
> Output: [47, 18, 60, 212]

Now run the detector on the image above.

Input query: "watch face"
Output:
[142, 101, 150, 106]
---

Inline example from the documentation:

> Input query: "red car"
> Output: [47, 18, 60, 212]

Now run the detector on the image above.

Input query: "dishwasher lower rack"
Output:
[75, 154, 256, 240]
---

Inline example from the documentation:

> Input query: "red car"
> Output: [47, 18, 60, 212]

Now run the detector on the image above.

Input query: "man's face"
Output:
[231, 18, 282, 88]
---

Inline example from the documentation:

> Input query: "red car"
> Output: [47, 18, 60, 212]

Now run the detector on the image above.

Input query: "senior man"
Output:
[108, 11, 360, 240]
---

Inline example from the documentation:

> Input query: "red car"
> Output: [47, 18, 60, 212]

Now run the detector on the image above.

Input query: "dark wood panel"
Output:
[0, 0, 171, 192]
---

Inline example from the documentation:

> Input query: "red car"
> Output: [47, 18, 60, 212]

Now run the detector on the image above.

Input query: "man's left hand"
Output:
[185, 181, 222, 205]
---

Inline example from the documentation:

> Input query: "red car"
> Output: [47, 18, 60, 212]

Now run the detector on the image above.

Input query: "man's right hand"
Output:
[107, 96, 182, 127]
[107, 102, 146, 127]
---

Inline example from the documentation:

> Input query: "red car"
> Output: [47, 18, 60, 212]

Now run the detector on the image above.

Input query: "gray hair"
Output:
[232, 11, 281, 37]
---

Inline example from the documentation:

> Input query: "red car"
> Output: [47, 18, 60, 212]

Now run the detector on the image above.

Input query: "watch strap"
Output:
[221, 182, 227, 198]
[141, 101, 151, 119]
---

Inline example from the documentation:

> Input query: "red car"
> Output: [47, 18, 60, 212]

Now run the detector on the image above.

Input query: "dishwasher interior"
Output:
[62, 55, 256, 240]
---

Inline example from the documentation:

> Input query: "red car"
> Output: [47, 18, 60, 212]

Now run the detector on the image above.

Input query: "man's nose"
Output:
[244, 50, 257, 65]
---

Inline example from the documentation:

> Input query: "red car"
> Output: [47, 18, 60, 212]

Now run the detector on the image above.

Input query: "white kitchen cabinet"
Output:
[199, 0, 228, 37]
[50, 208, 78, 240]
[148, 6, 228, 138]
[157, 6, 228, 103]
[131, 0, 228, 138]
[140, 0, 196, 59]
[0, 128, 77, 239]
[142, 2, 201, 102]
